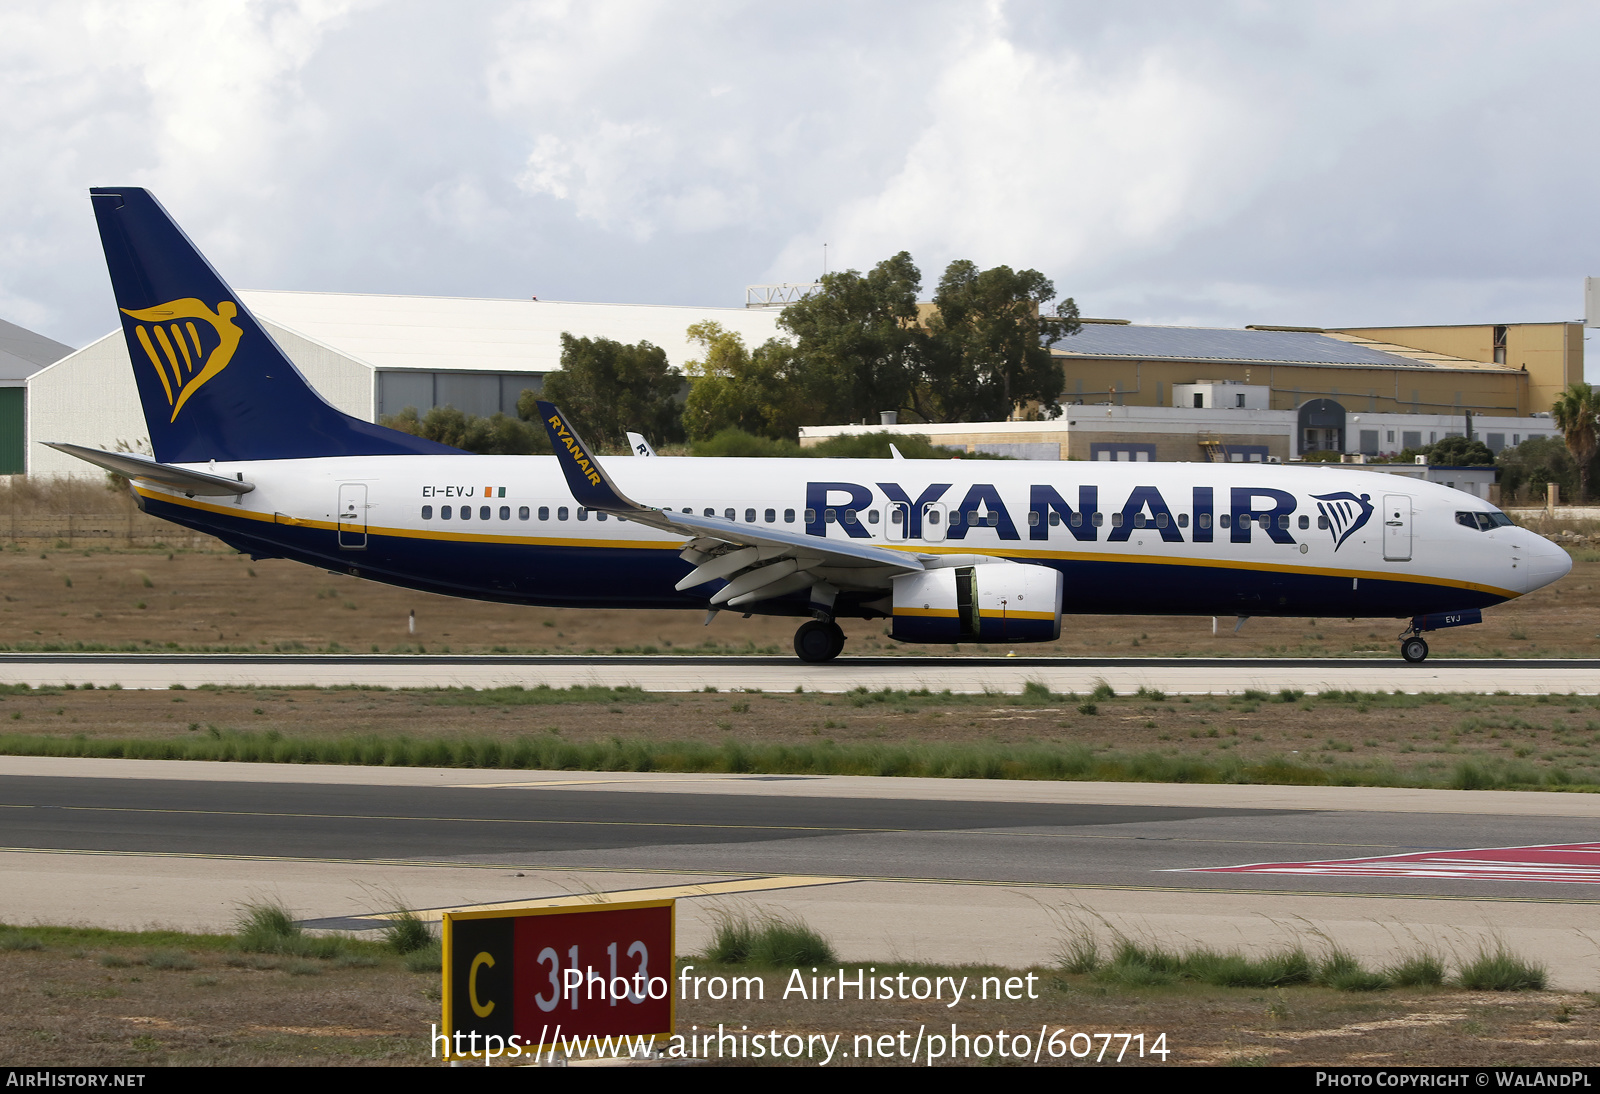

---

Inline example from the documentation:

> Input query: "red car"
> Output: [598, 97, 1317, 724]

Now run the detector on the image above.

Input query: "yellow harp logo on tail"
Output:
[120, 299, 244, 422]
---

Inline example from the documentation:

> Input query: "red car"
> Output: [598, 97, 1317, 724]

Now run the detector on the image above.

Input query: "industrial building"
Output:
[0, 318, 73, 475]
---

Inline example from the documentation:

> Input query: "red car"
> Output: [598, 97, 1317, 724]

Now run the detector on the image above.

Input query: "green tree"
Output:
[1424, 435, 1495, 467]
[523, 334, 683, 450]
[1551, 382, 1600, 503]
[921, 261, 1080, 422]
[681, 322, 806, 441]
[778, 252, 927, 425]
[1497, 435, 1579, 503]
[379, 406, 549, 455]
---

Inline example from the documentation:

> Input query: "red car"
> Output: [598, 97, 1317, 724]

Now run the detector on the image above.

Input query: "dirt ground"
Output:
[0, 541, 1595, 659]
[2, 938, 1595, 1067]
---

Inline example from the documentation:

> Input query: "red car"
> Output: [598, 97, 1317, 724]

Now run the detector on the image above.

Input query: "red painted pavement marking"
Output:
[1190, 842, 1600, 884]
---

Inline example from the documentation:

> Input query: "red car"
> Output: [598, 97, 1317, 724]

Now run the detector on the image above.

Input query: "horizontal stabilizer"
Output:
[45, 443, 255, 496]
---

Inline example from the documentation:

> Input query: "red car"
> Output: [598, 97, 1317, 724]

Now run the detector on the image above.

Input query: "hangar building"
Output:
[26, 291, 779, 478]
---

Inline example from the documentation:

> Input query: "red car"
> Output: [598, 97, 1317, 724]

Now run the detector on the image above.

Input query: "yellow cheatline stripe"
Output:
[133, 488, 1519, 599]
[360, 875, 854, 923]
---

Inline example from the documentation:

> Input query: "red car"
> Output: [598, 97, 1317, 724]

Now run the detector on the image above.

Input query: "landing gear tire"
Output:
[795, 620, 845, 663]
[1401, 637, 1429, 663]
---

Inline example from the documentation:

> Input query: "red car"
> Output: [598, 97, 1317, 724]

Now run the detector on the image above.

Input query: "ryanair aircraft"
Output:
[55, 188, 1571, 663]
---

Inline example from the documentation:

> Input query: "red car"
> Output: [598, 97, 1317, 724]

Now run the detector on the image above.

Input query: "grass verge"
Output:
[2, 726, 1594, 790]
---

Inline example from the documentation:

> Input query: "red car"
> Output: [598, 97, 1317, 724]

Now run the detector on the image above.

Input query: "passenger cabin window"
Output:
[577, 508, 588, 521]
[724, 508, 735, 520]
[421, 506, 433, 520]
[480, 506, 491, 520]
[442, 505, 453, 519]
[745, 508, 756, 522]
[1111, 513, 1124, 528]
[520, 506, 531, 520]
[765, 509, 776, 523]
[784, 509, 795, 523]
[460, 506, 471, 521]
[558, 507, 569, 521]
[500, 506, 510, 520]
[1177, 513, 1189, 528]
[868, 510, 879, 524]
[1298, 515, 1309, 529]
[538, 506, 549, 520]
[804, 509, 816, 523]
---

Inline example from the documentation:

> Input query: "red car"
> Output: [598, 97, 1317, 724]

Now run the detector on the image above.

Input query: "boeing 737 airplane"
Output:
[53, 188, 1572, 663]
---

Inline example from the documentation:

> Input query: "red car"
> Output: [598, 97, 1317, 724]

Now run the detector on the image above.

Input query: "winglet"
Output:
[536, 401, 645, 512]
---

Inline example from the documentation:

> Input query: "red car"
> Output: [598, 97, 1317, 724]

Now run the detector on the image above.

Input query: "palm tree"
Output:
[1551, 382, 1600, 504]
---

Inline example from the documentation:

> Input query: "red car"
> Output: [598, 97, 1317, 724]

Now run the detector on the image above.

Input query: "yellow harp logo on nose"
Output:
[121, 299, 244, 422]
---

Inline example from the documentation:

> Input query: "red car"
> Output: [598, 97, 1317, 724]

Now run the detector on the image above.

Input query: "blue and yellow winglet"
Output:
[536, 401, 651, 515]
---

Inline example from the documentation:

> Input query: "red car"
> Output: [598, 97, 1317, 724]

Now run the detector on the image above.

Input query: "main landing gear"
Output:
[794, 619, 845, 663]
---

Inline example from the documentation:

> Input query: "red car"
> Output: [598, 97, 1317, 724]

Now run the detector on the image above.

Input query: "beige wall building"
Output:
[1045, 320, 1583, 419]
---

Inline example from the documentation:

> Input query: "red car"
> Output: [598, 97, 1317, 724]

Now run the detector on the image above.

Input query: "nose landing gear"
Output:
[794, 619, 845, 663]
[1400, 634, 1429, 663]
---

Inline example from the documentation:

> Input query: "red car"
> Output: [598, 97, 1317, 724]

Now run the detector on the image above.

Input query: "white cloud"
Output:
[1, 0, 1597, 347]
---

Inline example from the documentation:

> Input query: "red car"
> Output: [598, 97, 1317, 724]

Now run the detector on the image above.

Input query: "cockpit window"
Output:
[1457, 510, 1515, 531]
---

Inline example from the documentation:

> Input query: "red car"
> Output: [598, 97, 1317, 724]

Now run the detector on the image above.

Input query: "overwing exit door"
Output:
[1382, 494, 1411, 562]
[338, 483, 367, 549]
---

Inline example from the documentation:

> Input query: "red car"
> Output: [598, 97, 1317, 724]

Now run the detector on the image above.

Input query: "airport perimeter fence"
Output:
[0, 480, 224, 550]
[1, 510, 222, 550]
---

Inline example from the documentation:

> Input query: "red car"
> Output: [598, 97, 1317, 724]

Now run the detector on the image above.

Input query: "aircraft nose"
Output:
[1524, 534, 1573, 593]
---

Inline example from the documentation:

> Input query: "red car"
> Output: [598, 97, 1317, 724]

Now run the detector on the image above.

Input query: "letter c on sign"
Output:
[470, 951, 496, 1018]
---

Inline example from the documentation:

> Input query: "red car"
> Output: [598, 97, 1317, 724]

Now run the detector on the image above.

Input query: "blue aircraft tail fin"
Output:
[89, 187, 461, 463]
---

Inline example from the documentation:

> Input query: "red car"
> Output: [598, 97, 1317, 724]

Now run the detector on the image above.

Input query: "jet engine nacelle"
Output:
[889, 561, 1063, 644]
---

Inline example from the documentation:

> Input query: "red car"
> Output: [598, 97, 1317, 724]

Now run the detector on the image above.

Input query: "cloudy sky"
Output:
[3, 0, 1597, 358]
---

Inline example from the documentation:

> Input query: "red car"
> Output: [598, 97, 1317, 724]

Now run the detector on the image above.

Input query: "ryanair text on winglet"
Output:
[547, 414, 604, 487]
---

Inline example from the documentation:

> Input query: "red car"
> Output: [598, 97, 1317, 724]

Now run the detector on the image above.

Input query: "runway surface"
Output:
[5, 756, 1599, 989]
[2, 653, 1599, 694]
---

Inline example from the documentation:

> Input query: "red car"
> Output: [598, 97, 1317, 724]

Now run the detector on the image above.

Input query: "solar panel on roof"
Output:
[1052, 325, 1438, 367]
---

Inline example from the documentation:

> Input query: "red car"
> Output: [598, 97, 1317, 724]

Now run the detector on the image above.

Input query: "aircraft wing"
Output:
[535, 402, 925, 609]
[45, 442, 256, 497]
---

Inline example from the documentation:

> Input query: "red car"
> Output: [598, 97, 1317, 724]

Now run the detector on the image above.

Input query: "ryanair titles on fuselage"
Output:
[800, 479, 1374, 552]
